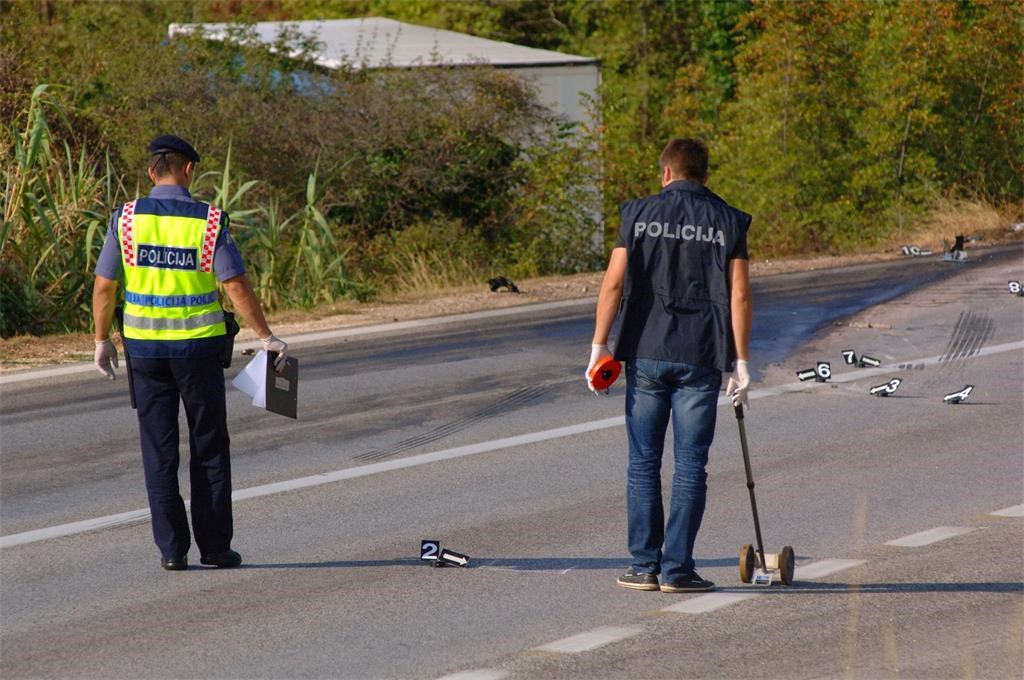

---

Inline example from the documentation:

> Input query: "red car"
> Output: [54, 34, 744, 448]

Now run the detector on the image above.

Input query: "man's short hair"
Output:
[149, 151, 190, 177]
[659, 138, 708, 180]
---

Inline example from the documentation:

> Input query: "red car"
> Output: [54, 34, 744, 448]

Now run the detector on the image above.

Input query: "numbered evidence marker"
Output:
[439, 548, 470, 567]
[943, 234, 968, 262]
[796, 362, 831, 382]
[815, 361, 832, 382]
[943, 385, 974, 405]
[869, 378, 902, 397]
[421, 539, 441, 562]
[844, 349, 881, 368]
[1009, 281, 1023, 297]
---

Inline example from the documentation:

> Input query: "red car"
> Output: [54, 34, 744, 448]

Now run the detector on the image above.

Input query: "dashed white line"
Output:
[436, 670, 509, 680]
[661, 592, 757, 614]
[5, 340, 1023, 549]
[884, 526, 975, 547]
[793, 558, 866, 580]
[990, 504, 1024, 517]
[533, 626, 643, 654]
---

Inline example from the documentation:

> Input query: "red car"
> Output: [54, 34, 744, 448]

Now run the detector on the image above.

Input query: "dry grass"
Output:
[897, 197, 1022, 252]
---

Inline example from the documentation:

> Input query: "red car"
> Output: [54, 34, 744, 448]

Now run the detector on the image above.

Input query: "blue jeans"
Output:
[625, 358, 721, 581]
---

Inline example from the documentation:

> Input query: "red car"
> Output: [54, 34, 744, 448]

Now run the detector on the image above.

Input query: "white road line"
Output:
[991, 504, 1024, 517]
[5, 340, 1023, 549]
[436, 670, 509, 680]
[794, 558, 867, 580]
[0, 298, 596, 385]
[758, 339, 1024, 393]
[0, 417, 622, 549]
[661, 592, 757, 614]
[0, 508, 154, 549]
[533, 626, 643, 654]
[884, 526, 975, 548]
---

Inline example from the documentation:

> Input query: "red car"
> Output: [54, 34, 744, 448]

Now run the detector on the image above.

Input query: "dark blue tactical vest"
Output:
[613, 180, 751, 372]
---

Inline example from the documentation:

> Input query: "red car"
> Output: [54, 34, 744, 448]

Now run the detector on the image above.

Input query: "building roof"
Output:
[168, 17, 598, 70]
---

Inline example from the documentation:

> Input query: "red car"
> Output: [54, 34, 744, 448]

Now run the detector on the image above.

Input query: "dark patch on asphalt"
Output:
[353, 383, 554, 462]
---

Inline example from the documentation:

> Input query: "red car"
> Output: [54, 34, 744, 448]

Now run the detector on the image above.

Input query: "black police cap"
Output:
[148, 135, 200, 163]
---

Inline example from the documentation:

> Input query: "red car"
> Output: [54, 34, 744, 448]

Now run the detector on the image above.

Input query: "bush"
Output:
[368, 217, 490, 294]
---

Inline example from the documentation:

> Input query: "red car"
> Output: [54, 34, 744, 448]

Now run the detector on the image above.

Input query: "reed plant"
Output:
[2, 85, 116, 336]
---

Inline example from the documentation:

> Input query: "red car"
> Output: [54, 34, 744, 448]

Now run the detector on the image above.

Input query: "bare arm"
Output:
[221, 274, 273, 339]
[592, 247, 627, 345]
[728, 258, 752, 361]
[92, 275, 119, 341]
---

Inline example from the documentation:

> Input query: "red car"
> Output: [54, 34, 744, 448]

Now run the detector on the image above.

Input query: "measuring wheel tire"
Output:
[778, 545, 795, 586]
[739, 544, 755, 583]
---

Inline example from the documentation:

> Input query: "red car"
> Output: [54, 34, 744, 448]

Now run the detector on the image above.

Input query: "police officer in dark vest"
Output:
[587, 137, 753, 593]
[92, 135, 289, 571]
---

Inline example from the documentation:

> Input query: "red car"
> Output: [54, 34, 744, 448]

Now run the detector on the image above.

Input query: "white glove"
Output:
[726, 359, 750, 409]
[585, 343, 613, 395]
[95, 339, 119, 380]
[261, 334, 288, 372]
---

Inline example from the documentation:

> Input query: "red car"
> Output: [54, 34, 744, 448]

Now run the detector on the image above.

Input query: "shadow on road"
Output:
[239, 556, 739, 570]
[714, 581, 1022, 594]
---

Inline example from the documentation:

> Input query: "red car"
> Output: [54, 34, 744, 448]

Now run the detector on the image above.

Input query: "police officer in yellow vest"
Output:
[91, 135, 288, 571]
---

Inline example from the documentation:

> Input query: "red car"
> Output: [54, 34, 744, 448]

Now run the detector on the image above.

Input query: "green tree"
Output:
[714, 1, 867, 254]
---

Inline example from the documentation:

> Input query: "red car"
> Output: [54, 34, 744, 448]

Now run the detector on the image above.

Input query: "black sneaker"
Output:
[200, 549, 242, 568]
[616, 567, 660, 591]
[660, 571, 716, 593]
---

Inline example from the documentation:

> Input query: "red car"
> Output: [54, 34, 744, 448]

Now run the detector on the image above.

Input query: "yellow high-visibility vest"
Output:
[118, 198, 226, 341]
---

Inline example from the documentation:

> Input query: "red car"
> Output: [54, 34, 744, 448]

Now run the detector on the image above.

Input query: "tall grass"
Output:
[0, 89, 369, 337]
[903, 196, 1018, 250]
[372, 218, 488, 295]
[2, 85, 115, 336]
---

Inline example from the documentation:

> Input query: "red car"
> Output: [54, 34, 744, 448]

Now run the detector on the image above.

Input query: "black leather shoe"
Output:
[200, 549, 242, 568]
[161, 555, 188, 571]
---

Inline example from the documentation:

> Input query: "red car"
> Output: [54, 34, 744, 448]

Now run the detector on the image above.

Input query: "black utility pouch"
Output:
[221, 311, 240, 368]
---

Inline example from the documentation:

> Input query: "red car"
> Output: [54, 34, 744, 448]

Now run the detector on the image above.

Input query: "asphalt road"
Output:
[1, 245, 1022, 679]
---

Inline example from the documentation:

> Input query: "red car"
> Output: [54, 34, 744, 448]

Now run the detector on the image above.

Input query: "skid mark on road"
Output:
[939, 310, 995, 366]
[354, 383, 555, 463]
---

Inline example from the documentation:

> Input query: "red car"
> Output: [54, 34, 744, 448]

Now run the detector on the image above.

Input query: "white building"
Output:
[168, 17, 600, 127]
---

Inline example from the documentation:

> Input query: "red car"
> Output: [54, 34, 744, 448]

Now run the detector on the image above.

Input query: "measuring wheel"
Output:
[739, 544, 756, 583]
[778, 545, 795, 586]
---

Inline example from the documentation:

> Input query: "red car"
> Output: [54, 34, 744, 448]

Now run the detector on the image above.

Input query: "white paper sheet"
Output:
[231, 350, 267, 408]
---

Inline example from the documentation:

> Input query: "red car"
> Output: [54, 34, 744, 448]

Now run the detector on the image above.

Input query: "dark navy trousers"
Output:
[130, 356, 233, 559]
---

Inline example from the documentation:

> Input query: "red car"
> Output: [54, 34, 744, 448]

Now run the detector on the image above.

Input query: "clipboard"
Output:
[265, 351, 299, 419]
